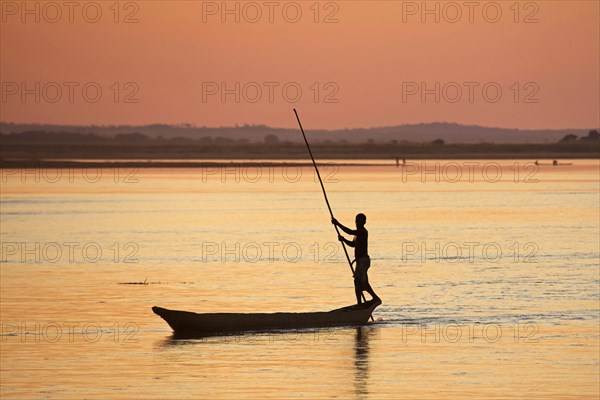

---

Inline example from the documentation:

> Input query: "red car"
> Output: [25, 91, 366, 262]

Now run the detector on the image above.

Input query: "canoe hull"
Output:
[152, 300, 381, 334]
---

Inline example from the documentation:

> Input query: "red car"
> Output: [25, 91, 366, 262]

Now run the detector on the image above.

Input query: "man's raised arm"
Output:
[332, 218, 357, 235]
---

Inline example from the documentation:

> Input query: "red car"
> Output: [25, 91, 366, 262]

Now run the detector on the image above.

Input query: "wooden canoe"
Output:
[152, 300, 381, 335]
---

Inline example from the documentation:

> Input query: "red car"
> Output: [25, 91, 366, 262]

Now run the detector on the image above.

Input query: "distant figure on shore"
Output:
[534, 160, 572, 167]
[395, 158, 407, 167]
[332, 214, 381, 305]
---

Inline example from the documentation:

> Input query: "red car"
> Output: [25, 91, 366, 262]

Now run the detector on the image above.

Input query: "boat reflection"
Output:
[154, 324, 380, 399]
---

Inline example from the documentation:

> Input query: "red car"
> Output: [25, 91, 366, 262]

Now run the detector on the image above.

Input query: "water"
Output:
[1, 160, 599, 399]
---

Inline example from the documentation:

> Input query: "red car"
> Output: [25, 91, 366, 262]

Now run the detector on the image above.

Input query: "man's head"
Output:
[355, 213, 367, 227]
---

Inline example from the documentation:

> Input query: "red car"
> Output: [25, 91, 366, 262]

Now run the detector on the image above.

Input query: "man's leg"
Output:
[364, 280, 381, 302]
[354, 260, 367, 305]
[354, 272, 363, 304]
[364, 261, 381, 302]
[354, 282, 362, 304]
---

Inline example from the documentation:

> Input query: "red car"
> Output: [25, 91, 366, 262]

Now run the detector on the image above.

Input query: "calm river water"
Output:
[1, 160, 598, 399]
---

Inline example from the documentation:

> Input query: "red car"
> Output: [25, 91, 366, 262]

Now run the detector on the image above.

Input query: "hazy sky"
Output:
[1, 0, 598, 129]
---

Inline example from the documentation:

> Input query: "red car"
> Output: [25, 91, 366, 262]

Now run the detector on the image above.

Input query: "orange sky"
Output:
[1, 0, 598, 130]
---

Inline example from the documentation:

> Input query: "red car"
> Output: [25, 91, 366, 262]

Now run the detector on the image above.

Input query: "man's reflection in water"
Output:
[354, 326, 374, 399]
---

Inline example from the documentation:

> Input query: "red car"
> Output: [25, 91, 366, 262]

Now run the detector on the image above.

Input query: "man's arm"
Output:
[338, 235, 355, 247]
[332, 218, 357, 235]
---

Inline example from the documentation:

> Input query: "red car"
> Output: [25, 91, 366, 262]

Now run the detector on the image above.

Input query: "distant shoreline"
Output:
[1, 156, 598, 169]
[3, 129, 598, 165]
[3, 135, 600, 169]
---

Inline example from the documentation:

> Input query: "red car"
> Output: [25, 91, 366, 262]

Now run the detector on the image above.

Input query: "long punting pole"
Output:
[293, 109, 369, 308]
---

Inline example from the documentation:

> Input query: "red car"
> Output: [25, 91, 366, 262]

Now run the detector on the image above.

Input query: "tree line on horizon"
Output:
[2, 130, 599, 147]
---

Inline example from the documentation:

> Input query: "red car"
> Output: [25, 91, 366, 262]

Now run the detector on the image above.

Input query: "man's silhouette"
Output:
[332, 214, 381, 305]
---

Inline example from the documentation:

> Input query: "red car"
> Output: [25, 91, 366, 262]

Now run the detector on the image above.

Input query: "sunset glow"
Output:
[1, 1, 598, 129]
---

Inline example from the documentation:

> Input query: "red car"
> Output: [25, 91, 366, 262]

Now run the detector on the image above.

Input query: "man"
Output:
[332, 214, 381, 305]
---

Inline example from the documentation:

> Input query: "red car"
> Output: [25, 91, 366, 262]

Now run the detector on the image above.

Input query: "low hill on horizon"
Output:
[1, 122, 596, 144]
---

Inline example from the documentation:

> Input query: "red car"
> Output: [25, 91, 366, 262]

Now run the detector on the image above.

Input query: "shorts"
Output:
[354, 256, 371, 290]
